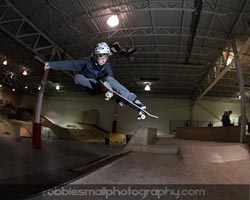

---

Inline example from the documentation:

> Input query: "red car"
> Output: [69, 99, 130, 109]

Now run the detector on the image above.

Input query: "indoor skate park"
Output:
[1, 0, 250, 200]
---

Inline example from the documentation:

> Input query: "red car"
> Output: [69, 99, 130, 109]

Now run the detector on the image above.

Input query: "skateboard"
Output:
[99, 80, 159, 120]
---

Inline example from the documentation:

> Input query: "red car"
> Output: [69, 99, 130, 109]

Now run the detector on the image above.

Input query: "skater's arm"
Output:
[44, 60, 86, 71]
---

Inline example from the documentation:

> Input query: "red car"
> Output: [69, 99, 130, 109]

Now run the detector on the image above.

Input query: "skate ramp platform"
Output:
[10, 119, 33, 138]
[42, 116, 109, 142]
[0, 115, 15, 137]
[1, 112, 109, 142]
[0, 116, 33, 138]
[124, 127, 179, 155]
[69, 124, 109, 142]
[176, 126, 241, 142]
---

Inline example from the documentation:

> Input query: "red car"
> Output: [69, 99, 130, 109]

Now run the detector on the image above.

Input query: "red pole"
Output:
[32, 122, 41, 149]
[112, 120, 117, 133]
[32, 51, 54, 149]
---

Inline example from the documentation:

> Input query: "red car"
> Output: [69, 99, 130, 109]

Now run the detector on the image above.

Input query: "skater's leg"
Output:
[103, 76, 146, 109]
[74, 74, 101, 95]
[74, 74, 97, 89]
[103, 76, 136, 101]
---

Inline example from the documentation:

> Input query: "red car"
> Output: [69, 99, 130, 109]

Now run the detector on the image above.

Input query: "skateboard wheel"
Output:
[138, 111, 146, 120]
[140, 114, 146, 120]
[137, 115, 141, 120]
[105, 92, 113, 98]
[105, 97, 110, 100]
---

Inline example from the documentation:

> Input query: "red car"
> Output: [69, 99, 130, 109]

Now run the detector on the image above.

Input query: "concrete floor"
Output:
[1, 133, 250, 200]
[68, 138, 250, 184]
[32, 138, 250, 200]
[0, 133, 123, 199]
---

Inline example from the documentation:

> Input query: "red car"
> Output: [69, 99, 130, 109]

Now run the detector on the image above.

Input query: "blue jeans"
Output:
[74, 74, 137, 101]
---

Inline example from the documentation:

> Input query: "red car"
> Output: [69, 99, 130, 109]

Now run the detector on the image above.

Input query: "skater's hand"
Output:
[44, 62, 50, 71]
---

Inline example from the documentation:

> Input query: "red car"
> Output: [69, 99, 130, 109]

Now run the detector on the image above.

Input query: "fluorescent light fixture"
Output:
[144, 83, 151, 91]
[107, 15, 119, 27]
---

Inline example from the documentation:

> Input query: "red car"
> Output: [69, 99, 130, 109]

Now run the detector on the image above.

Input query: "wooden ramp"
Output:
[41, 116, 109, 141]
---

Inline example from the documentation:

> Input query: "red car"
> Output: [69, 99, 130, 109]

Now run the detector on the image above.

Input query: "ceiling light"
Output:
[144, 83, 151, 91]
[56, 84, 60, 90]
[22, 70, 28, 76]
[12, 88, 15, 92]
[25, 86, 28, 89]
[3, 60, 7, 65]
[226, 57, 232, 66]
[38, 86, 41, 90]
[107, 15, 119, 27]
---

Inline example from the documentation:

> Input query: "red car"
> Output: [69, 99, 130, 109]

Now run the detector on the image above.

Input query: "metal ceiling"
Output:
[0, 0, 250, 103]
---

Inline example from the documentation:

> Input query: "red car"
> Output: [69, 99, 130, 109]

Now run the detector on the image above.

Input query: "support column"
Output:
[232, 38, 246, 143]
[33, 49, 55, 149]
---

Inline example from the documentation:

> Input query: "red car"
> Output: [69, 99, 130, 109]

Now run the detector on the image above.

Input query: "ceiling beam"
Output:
[191, 0, 250, 104]
[45, 0, 235, 34]
[0, 0, 74, 61]
[185, 0, 203, 63]
[110, 62, 205, 68]
[0, 0, 76, 93]
[67, 26, 227, 48]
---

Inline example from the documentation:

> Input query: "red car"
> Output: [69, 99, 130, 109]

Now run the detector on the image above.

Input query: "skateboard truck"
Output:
[105, 91, 124, 107]
[118, 101, 124, 107]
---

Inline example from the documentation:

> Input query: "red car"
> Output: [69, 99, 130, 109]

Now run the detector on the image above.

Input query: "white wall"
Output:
[39, 94, 247, 136]
[114, 97, 190, 136]
[42, 95, 191, 135]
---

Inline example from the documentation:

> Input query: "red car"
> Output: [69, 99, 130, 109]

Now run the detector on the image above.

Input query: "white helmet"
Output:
[94, 42, 111, 55]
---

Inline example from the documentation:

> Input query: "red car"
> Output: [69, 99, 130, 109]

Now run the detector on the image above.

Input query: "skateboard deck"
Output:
[99, 80, 159, 120]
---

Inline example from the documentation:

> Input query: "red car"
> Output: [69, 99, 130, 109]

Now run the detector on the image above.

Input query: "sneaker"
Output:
[133, 99, 146, 109]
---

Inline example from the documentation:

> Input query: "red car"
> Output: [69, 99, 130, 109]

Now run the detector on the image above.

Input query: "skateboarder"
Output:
[43, 42, 146, 109]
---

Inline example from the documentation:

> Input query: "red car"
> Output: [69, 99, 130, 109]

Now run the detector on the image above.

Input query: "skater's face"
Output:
[97, 55, 108, 66]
